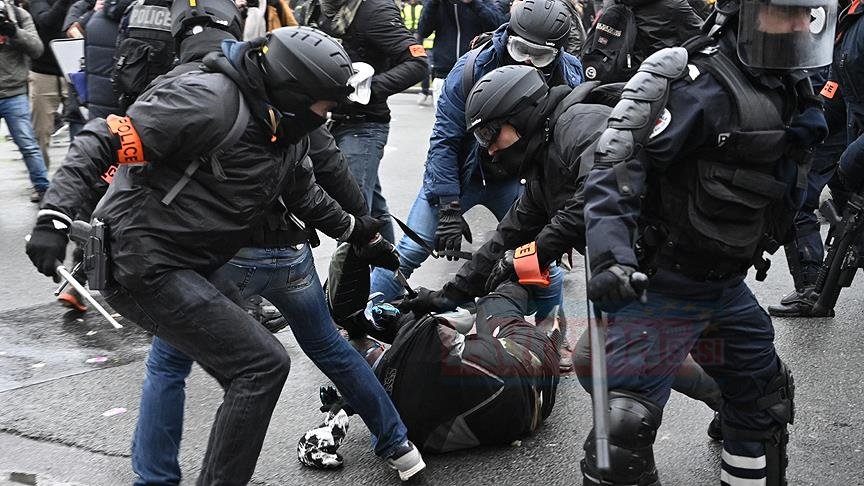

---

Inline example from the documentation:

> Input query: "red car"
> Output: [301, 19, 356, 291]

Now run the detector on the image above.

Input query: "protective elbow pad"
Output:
[582, 390, 662, 486]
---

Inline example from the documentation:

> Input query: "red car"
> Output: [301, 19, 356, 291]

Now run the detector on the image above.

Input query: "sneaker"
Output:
[707, 412, 722, 441]
[30, 190, 45, 203]
[387, 441, 426, 481]
[58, 288, 88, 312]
[416, 93, 432, 106]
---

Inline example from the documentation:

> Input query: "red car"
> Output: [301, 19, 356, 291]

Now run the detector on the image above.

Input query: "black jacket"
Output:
[28, 0, 76, 75]
[83, 1, 133, 118]
[316, 0, 428, 123]
[42, 68, 353, 290]
[623, 0, 703, 61]
[449, 86, 613, 297]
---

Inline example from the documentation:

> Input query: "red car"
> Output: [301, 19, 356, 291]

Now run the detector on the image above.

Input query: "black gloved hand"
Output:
[587, 264, 639, 312]
[484, 249, 516, 294]
[0, 19, 17, 37]
[397, 286, 466, 315]
[435, 201, 472, 261]
[353, 234, 400, 271]
[347, 215, 383, 245]
[26, 215, 70, 281]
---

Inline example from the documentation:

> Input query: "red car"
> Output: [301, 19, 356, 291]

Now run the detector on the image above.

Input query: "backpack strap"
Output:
[161, 93, 249, 205]
[461, 40, 492, 98]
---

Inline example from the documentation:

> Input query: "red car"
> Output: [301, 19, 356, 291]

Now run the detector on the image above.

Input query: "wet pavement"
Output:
[1, 95, 863, 485]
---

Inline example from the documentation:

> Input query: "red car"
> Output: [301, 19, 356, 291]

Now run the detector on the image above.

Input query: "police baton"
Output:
[584, 252, 649, 473]
[25, 234, 123, 330]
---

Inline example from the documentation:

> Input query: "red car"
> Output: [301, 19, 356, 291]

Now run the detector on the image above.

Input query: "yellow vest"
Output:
[401, 3, 434, 49]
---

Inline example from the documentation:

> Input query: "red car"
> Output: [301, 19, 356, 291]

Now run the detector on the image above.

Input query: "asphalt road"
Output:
[1, 94, 863, 486]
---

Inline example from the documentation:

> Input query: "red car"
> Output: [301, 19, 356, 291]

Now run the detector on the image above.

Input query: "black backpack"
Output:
[112, 0, 175, 110]
[580, 2, 638, 83]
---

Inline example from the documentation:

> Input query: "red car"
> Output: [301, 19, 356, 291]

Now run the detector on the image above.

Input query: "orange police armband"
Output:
[820, 81, 839, 100]
[513, 242, 550, 288]
[408, 44, 427, 57]
[106, 115, 147, 164]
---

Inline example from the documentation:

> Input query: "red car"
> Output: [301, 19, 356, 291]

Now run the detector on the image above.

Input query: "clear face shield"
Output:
[737, 0, 837, 70]
[347, 62, 375, 105]
[506, 35, 558, 68]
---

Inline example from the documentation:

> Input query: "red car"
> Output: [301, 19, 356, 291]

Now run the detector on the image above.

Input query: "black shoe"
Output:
[767, 287, 816, 317]
[707, 412, 722, 441]
[30, 190, 45, 203]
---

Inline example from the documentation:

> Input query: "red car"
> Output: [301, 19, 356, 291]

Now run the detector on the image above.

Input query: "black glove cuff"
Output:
[442, 282, 472, 304]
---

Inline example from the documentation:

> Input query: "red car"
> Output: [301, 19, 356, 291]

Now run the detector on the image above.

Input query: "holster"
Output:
[82, 219, 112, 291]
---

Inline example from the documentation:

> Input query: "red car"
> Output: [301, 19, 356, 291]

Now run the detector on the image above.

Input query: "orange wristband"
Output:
[513, 242, 550, 288]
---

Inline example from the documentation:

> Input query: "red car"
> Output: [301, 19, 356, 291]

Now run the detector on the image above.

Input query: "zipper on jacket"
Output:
[455, 4, 461, 60]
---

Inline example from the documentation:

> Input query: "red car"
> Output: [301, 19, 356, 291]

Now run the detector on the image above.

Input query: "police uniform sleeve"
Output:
[281, 156, 353, 240]
[584, 76, 724, 273]
[362, 0, 428, 103]
[307, 127, 369, 217]
[451, 189, 549, 296]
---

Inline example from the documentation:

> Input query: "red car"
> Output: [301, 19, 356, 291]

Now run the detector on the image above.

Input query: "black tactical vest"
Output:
[112, 0, 175, 109]
[644, 48, 804, 279]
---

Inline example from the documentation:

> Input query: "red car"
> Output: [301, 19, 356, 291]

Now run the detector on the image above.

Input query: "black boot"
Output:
[707, 412, 722, 441]
[767, 287, 817, 317]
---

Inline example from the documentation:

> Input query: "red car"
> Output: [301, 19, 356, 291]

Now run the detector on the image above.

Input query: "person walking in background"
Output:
[418, 0, 508, 105]
[0, 0, 50, 202]
[402, 0, 435, 106]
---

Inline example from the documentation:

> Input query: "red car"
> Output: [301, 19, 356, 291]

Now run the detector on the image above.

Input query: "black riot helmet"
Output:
[170, 0, 243, 40]
[259, 26, 355, 111]
[465, 65, 549, 147]
[737, 0, 837, 70]
[508, 0, 571, 49]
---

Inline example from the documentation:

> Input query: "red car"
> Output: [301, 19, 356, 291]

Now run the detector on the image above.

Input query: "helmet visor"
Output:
[472, 119, 505, 148]
[507, 35, 558, 68]
[737, 0, 837, 70]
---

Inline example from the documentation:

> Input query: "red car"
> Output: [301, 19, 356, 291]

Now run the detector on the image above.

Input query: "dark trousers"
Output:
[103, 268, 291, 486]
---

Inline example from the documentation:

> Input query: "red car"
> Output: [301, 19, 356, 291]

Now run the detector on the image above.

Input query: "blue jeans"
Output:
[0, 94, 49, 192]
[331, 121, 395, 242]
[131, 245, 408, 485]
[370, 177, 564, 318]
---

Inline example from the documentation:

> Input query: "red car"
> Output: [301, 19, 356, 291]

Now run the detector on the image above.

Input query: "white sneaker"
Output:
[417, 93, 432, 106]
[387, 441, 426, 481]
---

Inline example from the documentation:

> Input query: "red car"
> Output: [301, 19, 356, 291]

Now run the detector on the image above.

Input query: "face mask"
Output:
[275, 109, 328, 145]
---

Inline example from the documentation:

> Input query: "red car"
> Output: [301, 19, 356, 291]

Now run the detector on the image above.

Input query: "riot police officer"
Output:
[25, 26, 399, 484]
[580, 0, 832, 483]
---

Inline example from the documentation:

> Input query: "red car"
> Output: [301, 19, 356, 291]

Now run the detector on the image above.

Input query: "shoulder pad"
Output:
[621, 71, 670, 103]
[595, 128, 636, 166]
[638, 47, 689, 80]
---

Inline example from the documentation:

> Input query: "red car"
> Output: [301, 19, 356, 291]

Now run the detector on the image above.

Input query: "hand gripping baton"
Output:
[584, 252, 649, 473]
[25, 233, 123, 329]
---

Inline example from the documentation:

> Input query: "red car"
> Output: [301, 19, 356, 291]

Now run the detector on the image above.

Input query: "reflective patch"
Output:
[409, 44, 427, 57]
[722, 449, 766, 469]
[687, 64, 701, 81]
[820, 80, 839, 99]
[720, 469, 766, 486]
[649, 109, 672, 139]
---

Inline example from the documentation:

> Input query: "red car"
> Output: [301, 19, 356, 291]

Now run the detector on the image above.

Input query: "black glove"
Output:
[397, 286, 467, 315]
[26, 215, 70, 281]
[587, 264, 639, 312]
[0, 19, 17, 37]
[353, 234, 400, 271]
[434, 201, 472, 261]
[484, 249, 516, 294]
[347, 215, 383, 245]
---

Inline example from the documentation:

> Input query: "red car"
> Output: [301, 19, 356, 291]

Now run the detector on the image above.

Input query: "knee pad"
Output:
[722, 360, 794, 486]
[582, 390, 663, 486]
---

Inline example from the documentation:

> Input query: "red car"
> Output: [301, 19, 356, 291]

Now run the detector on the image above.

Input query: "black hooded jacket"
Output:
[448, 84, 614, 298]
[42, 36, 355, 290]
[623, 0, 704, 61]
